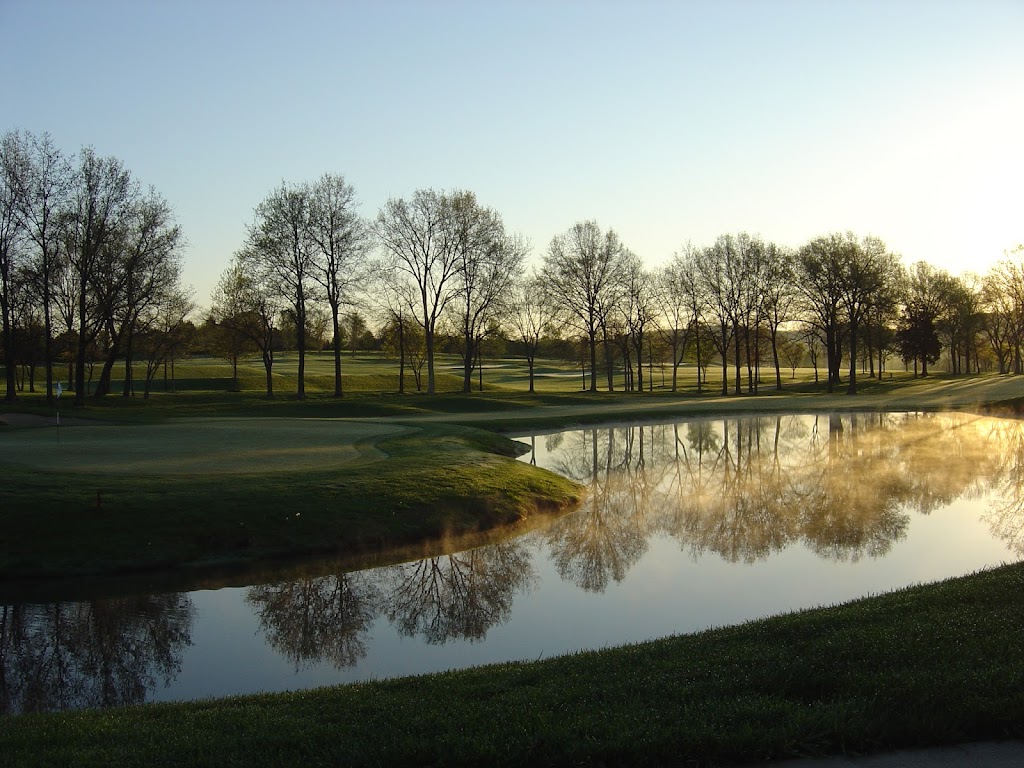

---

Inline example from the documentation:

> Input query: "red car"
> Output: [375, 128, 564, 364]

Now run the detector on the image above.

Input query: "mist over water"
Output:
[4, 412, 1022, 715]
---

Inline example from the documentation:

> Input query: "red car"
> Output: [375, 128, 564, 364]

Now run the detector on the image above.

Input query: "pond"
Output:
[3, 411, 1022, 715]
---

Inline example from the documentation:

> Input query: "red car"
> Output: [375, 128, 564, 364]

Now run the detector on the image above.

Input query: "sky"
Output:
[3, 0, 1022, 310]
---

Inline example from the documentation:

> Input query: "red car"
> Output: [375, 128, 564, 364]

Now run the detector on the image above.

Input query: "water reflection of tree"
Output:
[544, 428, 650, 592]
[381, 540, 534, 643]
[891, 413, 992, 514]
[789, 414, 908, 561]
[247, 573, 379, 669]
[667, 417, 801, 563]
[533, 412, 1024, 570]
[0, 594, 193, 715]
[982, 418, 1024, 556]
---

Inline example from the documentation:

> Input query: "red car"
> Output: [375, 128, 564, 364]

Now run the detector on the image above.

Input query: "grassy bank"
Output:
[2, 561, 1021, 767]
[0, 420, 582, 583]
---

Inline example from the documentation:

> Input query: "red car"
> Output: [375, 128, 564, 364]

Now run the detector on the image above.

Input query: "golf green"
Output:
[0, 418, 412, 475]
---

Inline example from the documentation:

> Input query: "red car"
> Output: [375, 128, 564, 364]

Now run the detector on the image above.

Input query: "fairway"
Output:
[0, 418, 413, 476]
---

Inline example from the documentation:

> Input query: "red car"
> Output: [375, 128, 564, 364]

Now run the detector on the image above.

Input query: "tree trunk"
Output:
[263, 349, 274, 398]
[847, 324, 858, 395]
[123, 354, 133, 397]
[602, 328, 615, 391]
[694, 324, 702, 394]
[397, 318, 406, 394]
[671, 332, 680, 391]
[824, 327, 836, 393]
[462, 333, 474, 394]
[477, 343, 483, 392]
[733, 322, 742, 396]
[1, 297, 14, 401]
[296, 301, 306, 400]
[74, 289, 88, 405]
[95, 345, 118, 397]
[43, 280, 54, 404]
[770, 328, 782, 391]
[744, 326, 754, 394]
[648, 338, 654, 392]
[720, 326, 729, 396]
[122, 331, 136, 398]
[331, 306, 343, 397]
[634, 337, 644, 393]
[425, 320, 436, 395]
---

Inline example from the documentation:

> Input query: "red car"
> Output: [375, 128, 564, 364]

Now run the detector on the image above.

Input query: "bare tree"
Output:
[139, 286, 195, 398]
[938, 273, 983, 375]
[863, 255, 906, 378]
[980, 262, 1019, 374]
[508, 271, 558, 393]
[795, 232, 852, 393]
[371, 264, 421, 394]
[696, 235, 742, 396]
[541, 220, 628, 392]
[838, 235, 894, 394]
[306, 173, 370, 397]
[91, 188, 184, 397]
[731, 233, 768, 394]
[0, 132, 25, 401]
[242, 182, 316, 399]
[448, 194, 526, 393]
[778, 336, 806, 379]
[63, 147, 136, 405]
[761, 242, 797, 391]
[2, 130, 72, 402]
[620, 251, 655, 393]
[802, 325, 824, 384]
[375, 189, 463, 394]
[898, 261, 951, 377]
[657, 243, 703, 392]
[211, 255, 281, 397]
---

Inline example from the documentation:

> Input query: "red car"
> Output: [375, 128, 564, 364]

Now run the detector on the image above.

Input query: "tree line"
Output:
[212, 177, 1024, 399]
[1, 130, 190, 404]
[4, 130, 1024, 402]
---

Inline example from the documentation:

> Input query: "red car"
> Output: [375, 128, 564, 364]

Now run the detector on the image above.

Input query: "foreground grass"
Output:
[0, 422, 582, 583]
[2, 562, 1021, 767]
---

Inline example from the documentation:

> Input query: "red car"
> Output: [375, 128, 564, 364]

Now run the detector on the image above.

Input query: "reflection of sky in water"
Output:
[7, 412, 1024, 712]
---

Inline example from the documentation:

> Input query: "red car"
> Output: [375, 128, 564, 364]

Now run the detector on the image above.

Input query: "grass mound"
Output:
[0, 420, 582, 582]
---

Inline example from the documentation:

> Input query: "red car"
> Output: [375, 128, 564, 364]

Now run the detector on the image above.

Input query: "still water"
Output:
[3, 412, 1022, 714]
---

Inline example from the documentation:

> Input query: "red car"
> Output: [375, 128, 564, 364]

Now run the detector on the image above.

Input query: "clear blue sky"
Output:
[3, 0, 1022, 309]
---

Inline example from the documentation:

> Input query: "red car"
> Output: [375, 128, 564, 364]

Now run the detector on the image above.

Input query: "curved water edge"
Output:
[3, 410, 1023, 715]
[0, 502, 571, 606]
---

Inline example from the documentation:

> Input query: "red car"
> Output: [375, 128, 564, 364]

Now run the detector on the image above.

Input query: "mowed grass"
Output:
[0, 418, 583, 582]
[2, 418, 410, 475]
[2, 561, 1021, 767]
